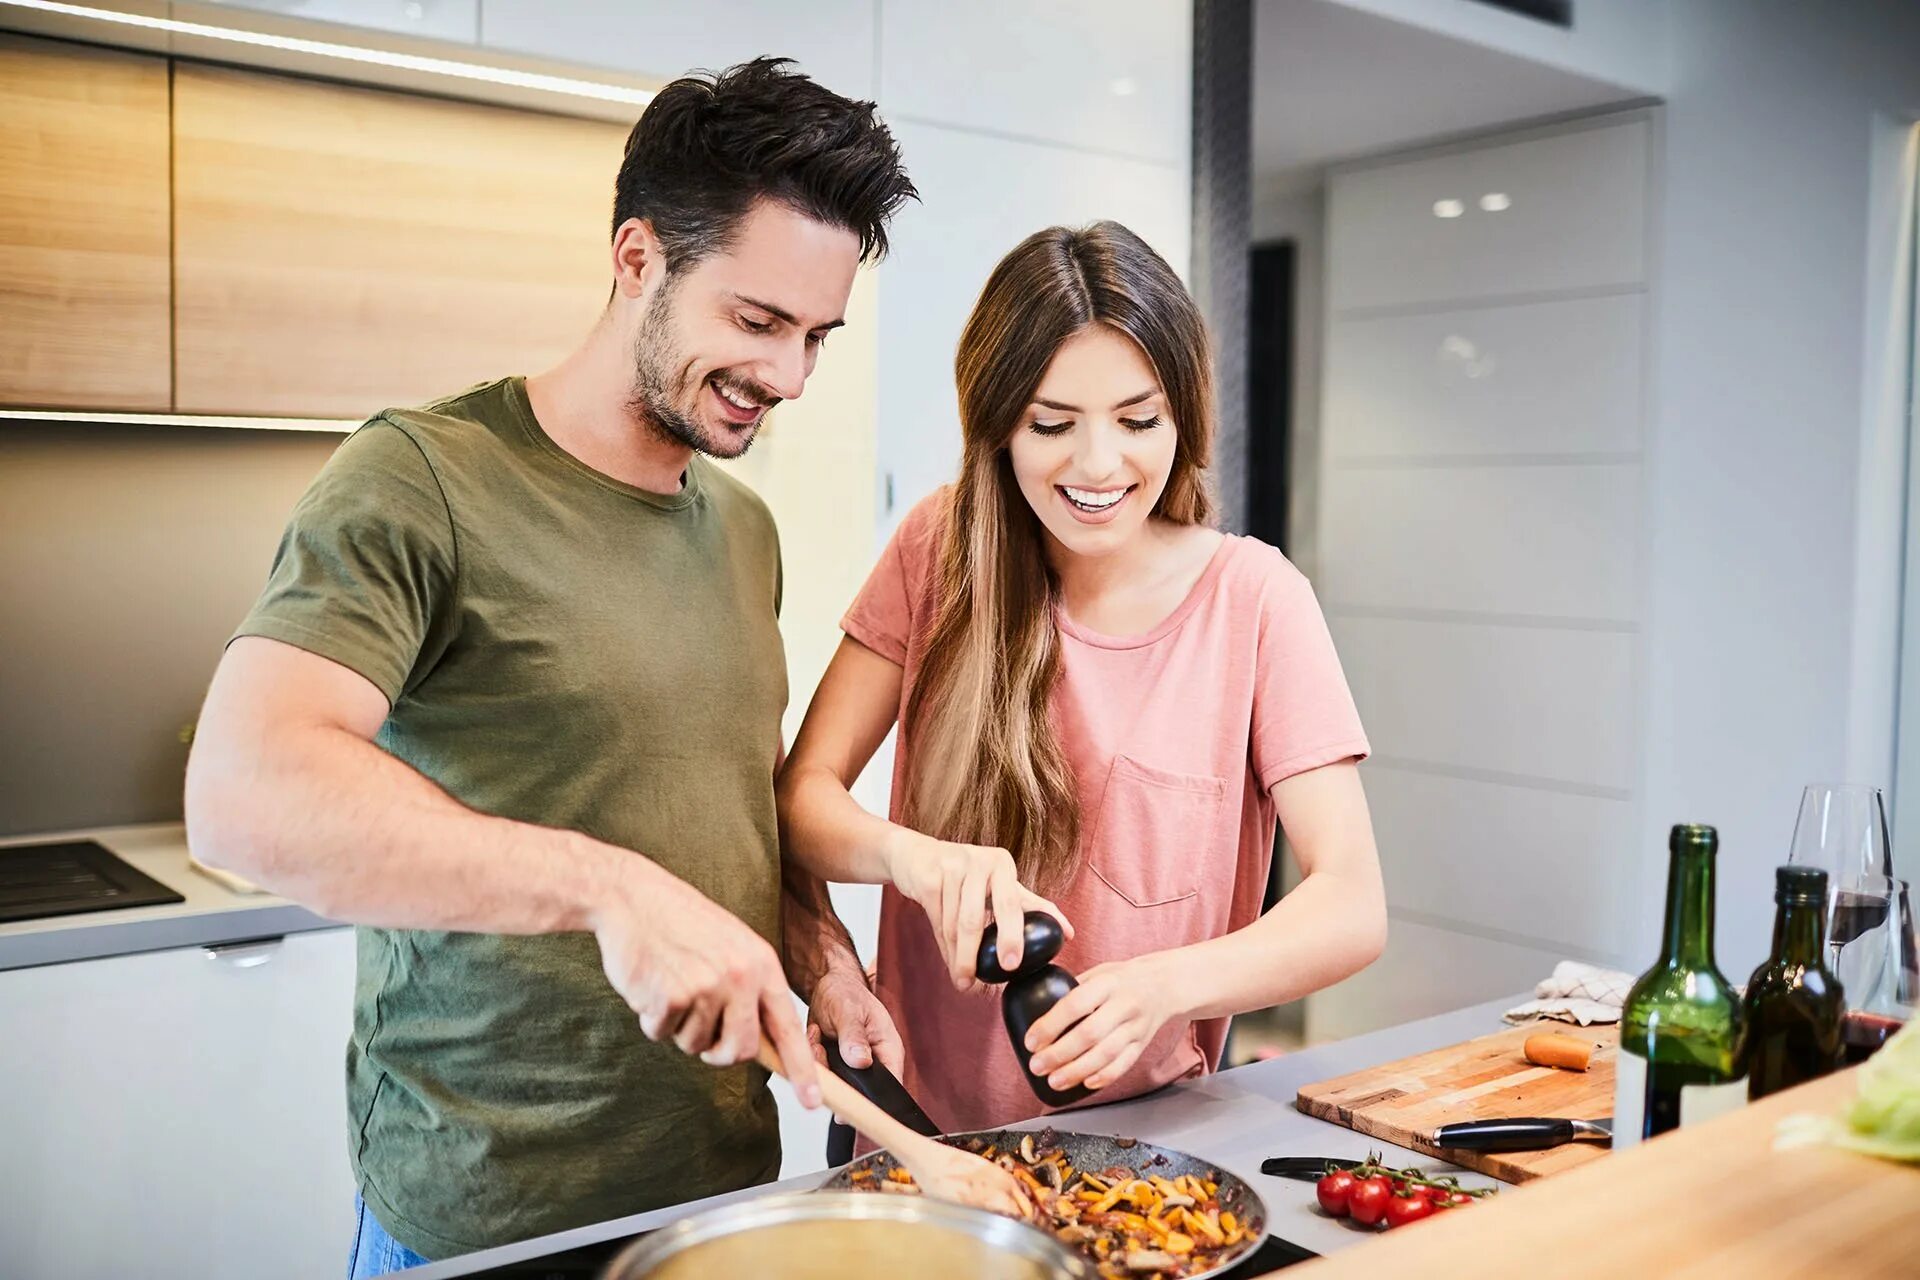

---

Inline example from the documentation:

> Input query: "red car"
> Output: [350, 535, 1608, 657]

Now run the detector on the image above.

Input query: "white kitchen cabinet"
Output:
[479, 0, 876, 97]
[1365, 764, 1638, 960]
[0, 929, 358, 1280]
[875, 120, 1191, 529]
[878, 0, 1191, 164]
[1330, 613, 1637, 793]
[1309, 111, 1652, 1040]
[1320, 461, 1641, 622]
[201, 0, 479, 43]
[1323, 292, 1645, 462]
[1328, 117, 1648, 312]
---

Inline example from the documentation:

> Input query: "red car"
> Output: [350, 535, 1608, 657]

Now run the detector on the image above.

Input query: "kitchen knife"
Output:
[1429, 1117, 1612, 1152]
[821, 1036, 942, 1167]
[1259, 1156, 1365, 1182]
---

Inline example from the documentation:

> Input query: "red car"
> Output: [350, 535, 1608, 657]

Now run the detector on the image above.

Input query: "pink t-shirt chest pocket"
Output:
[1086, 755, 1229, 907]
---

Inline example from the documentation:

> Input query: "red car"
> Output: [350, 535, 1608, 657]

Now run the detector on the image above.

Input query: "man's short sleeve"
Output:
[234, 421, 458, 704]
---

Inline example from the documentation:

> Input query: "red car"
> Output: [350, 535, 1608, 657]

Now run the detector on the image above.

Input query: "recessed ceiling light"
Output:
[1433, 199, 1465, 219]
[1479, 192, 1513, 212]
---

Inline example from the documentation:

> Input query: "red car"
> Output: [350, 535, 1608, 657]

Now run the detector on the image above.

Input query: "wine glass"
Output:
[1787, 784, 1893, 885]
[1832, 877, 1916, 1064]
[1786, 784, 1900, 963]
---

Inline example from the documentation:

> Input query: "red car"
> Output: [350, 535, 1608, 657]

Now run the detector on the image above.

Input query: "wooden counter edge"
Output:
[1288, 1066, 1920, 1279]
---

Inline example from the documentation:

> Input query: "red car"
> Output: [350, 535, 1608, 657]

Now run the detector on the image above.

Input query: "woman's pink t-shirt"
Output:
[840, 490, 1370, 1134]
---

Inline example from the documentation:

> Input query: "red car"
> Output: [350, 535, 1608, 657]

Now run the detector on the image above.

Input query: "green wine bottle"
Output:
[1614, 824, 1747, 1146]
[1742, 865, 1844, 1099]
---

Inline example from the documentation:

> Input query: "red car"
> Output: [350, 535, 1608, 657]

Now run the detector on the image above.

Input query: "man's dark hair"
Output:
[613, 57, 916, 270]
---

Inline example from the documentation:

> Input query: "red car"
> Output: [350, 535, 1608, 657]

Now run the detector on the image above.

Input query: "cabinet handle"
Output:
[201, 936, 285, 968]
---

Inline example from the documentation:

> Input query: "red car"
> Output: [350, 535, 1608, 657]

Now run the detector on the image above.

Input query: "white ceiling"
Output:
[1253, 0, 1644, 182]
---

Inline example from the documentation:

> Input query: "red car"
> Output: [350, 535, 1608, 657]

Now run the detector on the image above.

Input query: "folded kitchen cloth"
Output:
[1503, 960, 1637, 1026]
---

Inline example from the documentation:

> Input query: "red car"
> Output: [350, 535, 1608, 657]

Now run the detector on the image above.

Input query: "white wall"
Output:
[1639, 1, 1920, 977]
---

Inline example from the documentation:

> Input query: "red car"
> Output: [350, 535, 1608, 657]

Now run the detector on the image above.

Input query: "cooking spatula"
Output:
[755, 1035, 1032, 1218]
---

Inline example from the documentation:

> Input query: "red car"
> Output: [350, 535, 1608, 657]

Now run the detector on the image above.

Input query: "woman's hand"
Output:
[1023, 952, 1188, 1093]
[887, 830, 1072, 990]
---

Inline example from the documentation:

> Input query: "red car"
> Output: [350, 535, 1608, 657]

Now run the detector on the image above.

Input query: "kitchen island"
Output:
[407, 997, 1520, 1278]
[1294, 1063, 1920, 1278]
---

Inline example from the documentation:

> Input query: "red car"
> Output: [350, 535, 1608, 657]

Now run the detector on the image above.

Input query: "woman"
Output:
[779, 221, 1386, 1132]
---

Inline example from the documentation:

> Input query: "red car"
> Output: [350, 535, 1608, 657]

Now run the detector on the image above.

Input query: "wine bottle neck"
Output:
[1771, 900, 1827, 967]
[1660, 845, 1718, 968]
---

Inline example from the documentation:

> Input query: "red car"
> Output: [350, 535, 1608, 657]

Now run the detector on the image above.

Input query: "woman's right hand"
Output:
[886, 830, 1073, 990]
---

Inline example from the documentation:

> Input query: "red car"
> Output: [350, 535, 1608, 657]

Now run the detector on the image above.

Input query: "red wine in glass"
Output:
[1831, 890, 1892, 947]
[1841, 1010, 1906, 1065]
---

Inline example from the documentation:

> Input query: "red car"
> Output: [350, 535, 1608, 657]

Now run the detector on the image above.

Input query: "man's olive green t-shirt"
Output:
[236, 377, 788, 1258]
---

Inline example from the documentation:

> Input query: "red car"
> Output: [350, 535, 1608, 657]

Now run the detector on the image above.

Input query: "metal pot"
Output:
[601, 1191, 1090, 1280]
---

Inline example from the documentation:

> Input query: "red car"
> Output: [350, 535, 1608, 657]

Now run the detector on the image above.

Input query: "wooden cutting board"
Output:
[1295, 1022, 1618, 1183]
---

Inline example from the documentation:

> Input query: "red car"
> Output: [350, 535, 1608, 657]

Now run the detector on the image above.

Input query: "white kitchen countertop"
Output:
[0, 822, 339, 970]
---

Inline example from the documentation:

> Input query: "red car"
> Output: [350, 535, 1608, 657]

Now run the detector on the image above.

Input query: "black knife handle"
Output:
[1432, 1117, 1576, 1151]
[1260, 1156, 1361, 1182]
[819, 1036, 941, 1137]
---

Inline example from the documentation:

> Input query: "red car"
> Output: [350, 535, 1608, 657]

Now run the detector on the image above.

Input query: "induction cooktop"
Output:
[0, 839, 185, 923]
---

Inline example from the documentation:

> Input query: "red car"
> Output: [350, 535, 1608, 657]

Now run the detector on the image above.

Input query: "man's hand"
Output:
[592, 863, 821, 1107]
[805, 965, 905, 1076]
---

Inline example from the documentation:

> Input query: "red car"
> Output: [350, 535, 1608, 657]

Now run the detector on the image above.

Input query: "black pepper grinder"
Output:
[976, 910, 1094, 1108]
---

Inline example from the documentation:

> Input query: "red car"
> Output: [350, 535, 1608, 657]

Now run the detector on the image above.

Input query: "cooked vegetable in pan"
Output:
[846, 1131, 1253, 1278]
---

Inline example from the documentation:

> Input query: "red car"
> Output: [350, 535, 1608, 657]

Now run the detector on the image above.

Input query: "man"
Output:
[184, 58, 917, 1272]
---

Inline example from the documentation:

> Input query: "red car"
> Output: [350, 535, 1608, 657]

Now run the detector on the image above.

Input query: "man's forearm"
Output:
[778, 858, 868, 998]
[188, 717, 644, 935]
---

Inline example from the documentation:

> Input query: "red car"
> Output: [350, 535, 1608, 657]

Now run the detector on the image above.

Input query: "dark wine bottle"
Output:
[1742, 865, 1844, 1099]
[1614, 824, 1747, 1147]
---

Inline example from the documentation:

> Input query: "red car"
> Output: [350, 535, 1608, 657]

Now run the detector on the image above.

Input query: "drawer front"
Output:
[0, 929, 357, 1278]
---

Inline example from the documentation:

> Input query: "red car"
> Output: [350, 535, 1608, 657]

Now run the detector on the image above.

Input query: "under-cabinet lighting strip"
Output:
[0, 0, 656, 106]
[0, 408, 357, 434]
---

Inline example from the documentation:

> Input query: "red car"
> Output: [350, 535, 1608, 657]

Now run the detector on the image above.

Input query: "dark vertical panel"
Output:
[1191, 0, 1253, 534]
[1248, 241, 1295, 554]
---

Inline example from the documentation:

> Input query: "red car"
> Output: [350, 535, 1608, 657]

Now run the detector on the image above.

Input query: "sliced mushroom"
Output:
[1123, 1250, 1179, 1274]
[1160, 1193, 1196, 1210]
[1019, 1133, 1038, 1164]
[1038, 1159, 1064, 1191]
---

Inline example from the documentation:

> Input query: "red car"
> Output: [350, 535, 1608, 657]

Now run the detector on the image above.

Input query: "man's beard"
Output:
[627, 281, 773, 460]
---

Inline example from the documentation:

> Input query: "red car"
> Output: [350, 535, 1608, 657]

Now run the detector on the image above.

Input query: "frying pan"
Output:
[813, 1039, 1268, 1279]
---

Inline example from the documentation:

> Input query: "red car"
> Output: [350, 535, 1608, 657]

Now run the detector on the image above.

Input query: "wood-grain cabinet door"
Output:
[171, 62, 627, 417]
[0, 34, 172, 411]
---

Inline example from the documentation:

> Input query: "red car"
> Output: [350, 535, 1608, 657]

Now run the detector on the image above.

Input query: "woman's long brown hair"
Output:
[902, 221, 1216, 893]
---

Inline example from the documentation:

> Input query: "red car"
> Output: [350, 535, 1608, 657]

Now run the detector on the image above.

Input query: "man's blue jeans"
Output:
[347, 1195, 432, 1278]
